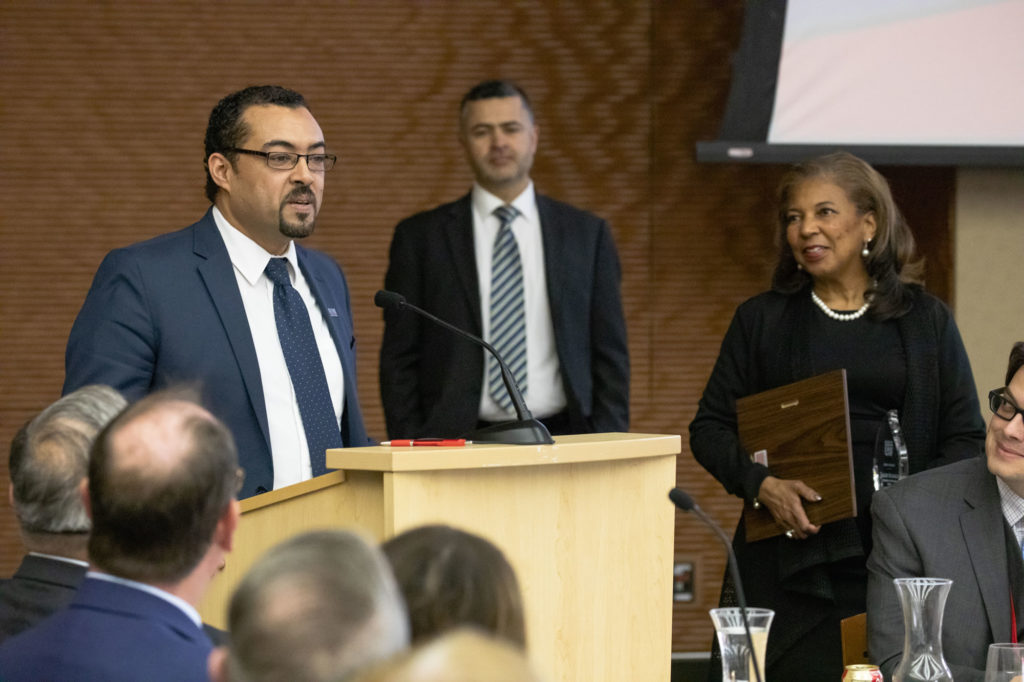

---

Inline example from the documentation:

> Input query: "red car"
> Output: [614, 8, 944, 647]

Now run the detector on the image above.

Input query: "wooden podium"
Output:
[198, 432, 679, 682]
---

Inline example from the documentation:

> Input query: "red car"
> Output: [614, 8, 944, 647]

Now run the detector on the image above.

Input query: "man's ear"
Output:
[216, 499, 241, 553]
[207, 153, 234, 195]
[79, 478, 92, 519]
[207, 645, 230, 682]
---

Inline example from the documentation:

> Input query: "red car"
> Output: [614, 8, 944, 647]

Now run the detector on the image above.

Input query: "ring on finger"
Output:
[785, 529, 795, 539]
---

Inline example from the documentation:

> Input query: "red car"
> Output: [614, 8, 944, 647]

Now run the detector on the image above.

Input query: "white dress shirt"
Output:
[998, 476, 1024, 554]
[471, 182, 566, 421]
[213, 207, 344, 490]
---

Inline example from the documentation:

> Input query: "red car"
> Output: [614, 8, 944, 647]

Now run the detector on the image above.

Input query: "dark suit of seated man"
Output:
[0, 390, 241, 681]
[63, 85, 371, 499]
[867, 341, 1024, 682]
[0, 386, 125, 643]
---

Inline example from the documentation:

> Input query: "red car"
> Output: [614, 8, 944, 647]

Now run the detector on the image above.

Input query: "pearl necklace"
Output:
[810, 289, 870, 321]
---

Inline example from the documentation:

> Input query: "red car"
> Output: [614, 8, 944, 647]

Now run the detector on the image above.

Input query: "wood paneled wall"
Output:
[0, 0, 951, 654]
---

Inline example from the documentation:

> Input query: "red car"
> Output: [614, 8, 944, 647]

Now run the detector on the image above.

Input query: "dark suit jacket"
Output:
[0, 577, 212, 681]
[63, 209, 371, 497]
[0, 555, 84, 644]
[867, 456, 1009, 682]
[379, 193, 629, 438]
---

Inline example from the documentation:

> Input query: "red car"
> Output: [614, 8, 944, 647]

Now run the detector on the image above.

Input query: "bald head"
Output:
[87, 390, 240, 584]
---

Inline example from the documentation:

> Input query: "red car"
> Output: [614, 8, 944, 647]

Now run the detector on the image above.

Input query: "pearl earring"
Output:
[861, 241, 870, 258]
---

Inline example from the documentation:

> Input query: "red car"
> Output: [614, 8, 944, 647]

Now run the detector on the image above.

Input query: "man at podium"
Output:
[63, 85, 371, 498]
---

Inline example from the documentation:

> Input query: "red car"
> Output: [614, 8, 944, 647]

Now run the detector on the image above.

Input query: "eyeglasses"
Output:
[228, 148, 337, 172]
[989, 388, 1024, 422]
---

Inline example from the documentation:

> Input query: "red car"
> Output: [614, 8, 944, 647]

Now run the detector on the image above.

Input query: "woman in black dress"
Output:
[689, 152, 985, 680]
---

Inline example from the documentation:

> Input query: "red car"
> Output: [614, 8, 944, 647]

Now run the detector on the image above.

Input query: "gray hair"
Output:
[9, 385, 127, 534]
[227, 529, 410, 682]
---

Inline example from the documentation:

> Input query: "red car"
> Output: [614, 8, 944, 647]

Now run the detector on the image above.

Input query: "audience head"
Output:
[353, 628, 545, 682]
[458, 79, 538, 202]
[772, 151, 923, 319]
[382, 524, 526, 648]
[203, 85, 309, 203]
[8, 385, 126, 555]
[86, 388, 241, 585]
[211, 529, 409, 682]
[986, 341, 1024, 496]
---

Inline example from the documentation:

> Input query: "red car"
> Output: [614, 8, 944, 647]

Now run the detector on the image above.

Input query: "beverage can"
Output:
[842, 664, 883, 681]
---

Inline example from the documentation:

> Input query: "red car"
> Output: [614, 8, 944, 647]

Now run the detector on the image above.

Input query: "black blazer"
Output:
[0, 555, 84, 644]
[380, 193, 629, 438]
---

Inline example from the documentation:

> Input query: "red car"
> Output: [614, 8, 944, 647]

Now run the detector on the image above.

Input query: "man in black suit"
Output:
[0, 385, 126, 643]
[380, 80, 629, 439]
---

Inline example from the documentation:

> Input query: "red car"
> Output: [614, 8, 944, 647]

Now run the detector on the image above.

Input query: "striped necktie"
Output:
[488, 205, 526, 410]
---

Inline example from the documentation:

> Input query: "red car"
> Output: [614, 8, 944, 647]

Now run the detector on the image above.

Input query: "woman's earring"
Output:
[861, 241, 870, 258]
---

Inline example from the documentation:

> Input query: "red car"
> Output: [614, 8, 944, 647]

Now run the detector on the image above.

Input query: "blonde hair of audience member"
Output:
[353, 628, 545, 682]
[381, 524, 526, 648]
[209, 529, 409, 682]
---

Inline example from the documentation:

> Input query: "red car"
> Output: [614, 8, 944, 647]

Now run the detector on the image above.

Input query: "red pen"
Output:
[381, 438, 469, 447]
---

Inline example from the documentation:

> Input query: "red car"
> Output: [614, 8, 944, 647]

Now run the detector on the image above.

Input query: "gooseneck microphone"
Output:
[669, 488, 763, 682]
[375, 290, 553, 445]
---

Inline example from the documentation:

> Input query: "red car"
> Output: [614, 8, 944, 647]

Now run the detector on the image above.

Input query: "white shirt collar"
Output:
[86, 571, 202, 628]
[27, 552, 88, 568]
[470, 182, 537, 226]
[998, 476, 1024, 529]
[212, 206, 299, 285]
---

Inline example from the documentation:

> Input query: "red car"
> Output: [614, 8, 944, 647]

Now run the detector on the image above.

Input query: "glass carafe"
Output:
[893, 577, 953, 682]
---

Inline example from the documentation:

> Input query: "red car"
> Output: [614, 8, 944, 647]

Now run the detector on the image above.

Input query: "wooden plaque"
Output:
[737, 369, 855, 542]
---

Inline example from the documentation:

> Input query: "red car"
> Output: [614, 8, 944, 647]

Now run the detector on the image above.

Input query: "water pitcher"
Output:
[893, 577, 953, 682]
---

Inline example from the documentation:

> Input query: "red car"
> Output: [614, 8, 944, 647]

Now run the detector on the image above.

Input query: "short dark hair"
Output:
[9, 385, 126, 535]
[1006, 342, 1024, 385]
[381, 524, 526, 648]
[226, 529, 409, 682]
[203, 85, 308, 203]
[459, 80, 534, 124]
[771, 151, 925, 320]
[87, 390, 239, 584]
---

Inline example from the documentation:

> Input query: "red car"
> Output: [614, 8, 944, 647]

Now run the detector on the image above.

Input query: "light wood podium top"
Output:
[326, 431, 680, 472]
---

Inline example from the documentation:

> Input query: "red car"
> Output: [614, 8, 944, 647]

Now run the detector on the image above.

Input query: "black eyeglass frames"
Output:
[989, 388, 1024, 422]
[228, 148, 337, 171]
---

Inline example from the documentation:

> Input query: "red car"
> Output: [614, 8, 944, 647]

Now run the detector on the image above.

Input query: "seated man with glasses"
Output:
[866, 341, 1024, 681]
[63, 85, 371, 499]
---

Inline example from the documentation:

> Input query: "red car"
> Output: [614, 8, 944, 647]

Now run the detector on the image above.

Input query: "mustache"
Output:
[284, 186, 315, 203]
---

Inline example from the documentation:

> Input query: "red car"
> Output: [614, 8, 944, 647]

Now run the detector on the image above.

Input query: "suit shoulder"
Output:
[98, 218, 206, 268]
[537, 194, 606, 226]
[395, 196, 469, 229]
[880, 456, 986, 505]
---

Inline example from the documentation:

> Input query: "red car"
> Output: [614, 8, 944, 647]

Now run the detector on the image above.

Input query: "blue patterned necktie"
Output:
[264, 258, 340, 476]
[488, 205, 526, 410]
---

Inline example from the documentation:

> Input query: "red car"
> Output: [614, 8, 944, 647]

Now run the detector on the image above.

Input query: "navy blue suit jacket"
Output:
[380, 193, 629, 438]
[0, 577, 212, 681]
[63, 209, 371, 497]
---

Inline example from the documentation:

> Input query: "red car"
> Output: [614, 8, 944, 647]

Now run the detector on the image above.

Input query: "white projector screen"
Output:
[697, 0, 1024, 165]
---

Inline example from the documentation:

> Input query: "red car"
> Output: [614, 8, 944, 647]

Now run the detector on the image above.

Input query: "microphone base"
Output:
[465, 419, 555, 445]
